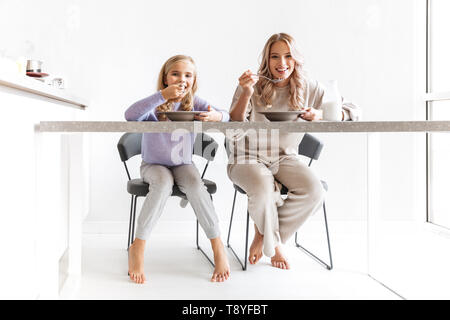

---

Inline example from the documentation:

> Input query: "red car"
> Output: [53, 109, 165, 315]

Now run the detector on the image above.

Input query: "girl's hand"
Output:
[194, 105, 223, 122]
[161, 83, 186, 101]
[300, 107, 323, 121]
[238, 69, 258, 97]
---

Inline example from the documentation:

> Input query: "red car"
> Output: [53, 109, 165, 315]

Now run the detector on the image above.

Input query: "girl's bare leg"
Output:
[210, 237, 230, 282]
[128, 238, 147, 284]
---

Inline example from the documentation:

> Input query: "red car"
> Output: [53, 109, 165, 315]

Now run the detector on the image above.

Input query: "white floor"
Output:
[67, 220, 401, 300]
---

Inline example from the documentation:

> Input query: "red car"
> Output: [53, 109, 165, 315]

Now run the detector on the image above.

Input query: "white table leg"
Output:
[367, 132, 381, 275]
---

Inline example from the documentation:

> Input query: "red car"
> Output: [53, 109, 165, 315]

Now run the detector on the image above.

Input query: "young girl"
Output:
[228, 33, 360, 269]
[125, 55, 230, 283]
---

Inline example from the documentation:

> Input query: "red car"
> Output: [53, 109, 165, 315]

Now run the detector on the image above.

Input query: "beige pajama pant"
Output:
[227, 155, 325, 258]
[135, 162, 221, 241]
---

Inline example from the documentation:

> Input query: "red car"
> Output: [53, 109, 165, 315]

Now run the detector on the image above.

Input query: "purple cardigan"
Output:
[125, 91, 230, 166]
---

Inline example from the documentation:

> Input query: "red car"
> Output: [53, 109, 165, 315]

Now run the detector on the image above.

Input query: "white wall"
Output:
[0, 0, 418, 227]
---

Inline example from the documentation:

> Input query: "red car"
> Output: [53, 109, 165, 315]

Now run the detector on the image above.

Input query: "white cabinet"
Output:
[0, 78, 88, 299]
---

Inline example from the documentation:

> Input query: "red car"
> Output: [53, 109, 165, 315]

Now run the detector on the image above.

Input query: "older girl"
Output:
[125, 55, 230, 283]
[228, 33, 360, 269]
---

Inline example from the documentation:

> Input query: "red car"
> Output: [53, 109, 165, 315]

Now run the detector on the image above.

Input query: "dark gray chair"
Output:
[226, 133, 333, 271]
[117, 132, 219, 267]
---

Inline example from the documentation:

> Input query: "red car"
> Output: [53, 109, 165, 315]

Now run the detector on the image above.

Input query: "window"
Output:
[426, 0, 450, 229]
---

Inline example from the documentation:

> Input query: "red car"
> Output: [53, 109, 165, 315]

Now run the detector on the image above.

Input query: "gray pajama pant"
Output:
[227, 155, 325, 258]
[135, 161, 221, 241]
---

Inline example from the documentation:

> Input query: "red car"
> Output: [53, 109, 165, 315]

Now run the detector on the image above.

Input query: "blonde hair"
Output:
[255, 33, 307, 110]
[156, 55, 198, 121]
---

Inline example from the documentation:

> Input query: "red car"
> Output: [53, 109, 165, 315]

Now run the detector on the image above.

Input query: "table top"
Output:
[38, 120, 450, 133]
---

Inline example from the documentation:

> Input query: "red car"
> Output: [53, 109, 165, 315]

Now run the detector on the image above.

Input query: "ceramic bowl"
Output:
[258, 111, 306, 121]
[159, 111, 203, 121]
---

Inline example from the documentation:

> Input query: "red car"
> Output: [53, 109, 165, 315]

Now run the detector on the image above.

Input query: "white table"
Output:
[39, 120, 450, 299]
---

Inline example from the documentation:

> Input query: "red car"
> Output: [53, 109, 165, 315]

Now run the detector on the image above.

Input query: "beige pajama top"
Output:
[227, 78, 360, 162]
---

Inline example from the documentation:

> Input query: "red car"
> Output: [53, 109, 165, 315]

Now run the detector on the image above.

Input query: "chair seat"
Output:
[234, 184, 246, 194]
[233, 180, 328, 195]
[127, 178, 217, 198]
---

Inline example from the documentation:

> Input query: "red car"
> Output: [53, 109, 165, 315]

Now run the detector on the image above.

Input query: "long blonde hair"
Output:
[156, 55, 198, 121]
[256, 33, 307, 110]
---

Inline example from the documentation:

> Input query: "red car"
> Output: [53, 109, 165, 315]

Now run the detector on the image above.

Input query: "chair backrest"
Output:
[117, 133, 143, 162]
[193, 133, 218, 161]
[117, 132, 218, 162]
[298, 133, 324, 165]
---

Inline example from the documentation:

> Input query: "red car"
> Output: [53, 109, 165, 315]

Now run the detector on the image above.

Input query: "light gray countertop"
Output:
[38, 120, 450, 133]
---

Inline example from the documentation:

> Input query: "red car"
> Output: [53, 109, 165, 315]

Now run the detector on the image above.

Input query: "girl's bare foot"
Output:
[128, 238, 147, 284]
[210, 238, 230, 282]
[249, 224, 264, 265]
[271, 246, 290, 270]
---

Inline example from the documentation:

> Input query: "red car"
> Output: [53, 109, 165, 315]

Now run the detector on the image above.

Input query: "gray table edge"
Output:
[38, 121, 450, 133]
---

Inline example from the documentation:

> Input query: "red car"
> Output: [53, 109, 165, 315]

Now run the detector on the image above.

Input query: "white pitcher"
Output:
[321, 80, 342, 121]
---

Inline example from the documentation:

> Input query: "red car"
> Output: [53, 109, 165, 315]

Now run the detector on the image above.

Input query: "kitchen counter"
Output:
[0, 74, 88, 299]
[0, 72, 87, 109]
[39, 120, 450, 133]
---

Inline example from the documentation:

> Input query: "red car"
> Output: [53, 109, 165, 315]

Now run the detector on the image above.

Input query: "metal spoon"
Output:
[253, 74, 284, 83]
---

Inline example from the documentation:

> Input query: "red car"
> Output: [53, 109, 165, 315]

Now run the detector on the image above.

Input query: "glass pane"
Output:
[430, 0, 450, 92]
[429, 100, 450, 228]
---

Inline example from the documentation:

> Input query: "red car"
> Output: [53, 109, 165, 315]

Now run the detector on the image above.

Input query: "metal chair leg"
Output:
[127, 195, 135, 250]
[126, 195, 138, 276]
[195, 193, 215, 268]
[295, 201, 333, 270]
[322, 202, 333, 269]
[243, 210, 250, 270]
[226, 189, 238, 247]
[130, 196, 137, 246]
[196, 219, 215, 267]
[227, 189, 250, 270]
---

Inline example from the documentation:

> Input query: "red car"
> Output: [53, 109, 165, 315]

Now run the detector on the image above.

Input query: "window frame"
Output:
[426, 0, 450, 228]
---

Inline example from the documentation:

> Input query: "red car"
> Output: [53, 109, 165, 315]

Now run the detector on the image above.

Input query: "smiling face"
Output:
[165, 60, 196, 95]
[269, 41, 296, 87]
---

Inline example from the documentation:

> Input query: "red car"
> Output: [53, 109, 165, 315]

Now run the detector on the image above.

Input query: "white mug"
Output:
[26, 59, 42, 72]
